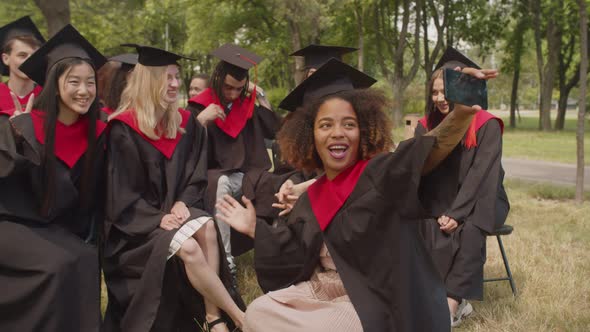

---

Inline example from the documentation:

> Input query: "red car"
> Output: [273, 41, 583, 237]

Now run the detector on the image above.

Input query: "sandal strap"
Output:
[207, 317, 226, 329]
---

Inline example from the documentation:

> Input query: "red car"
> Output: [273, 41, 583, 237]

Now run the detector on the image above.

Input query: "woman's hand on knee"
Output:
[160, 214, 182, 231]
[171, 201, 190, 223]
[216, 195, 256, 239]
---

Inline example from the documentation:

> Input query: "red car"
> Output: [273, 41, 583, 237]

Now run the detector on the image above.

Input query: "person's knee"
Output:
[178, 238, 206, 265]
[217, 176, 232, 197]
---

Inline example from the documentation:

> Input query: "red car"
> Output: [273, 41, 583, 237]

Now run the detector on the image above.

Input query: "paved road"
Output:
[503, 157, 590, 187]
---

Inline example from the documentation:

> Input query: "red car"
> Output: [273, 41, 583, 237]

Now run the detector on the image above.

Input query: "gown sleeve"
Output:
[444, 120, 503, 233]
[368, 134, 436, 218]
[105, 122, 167, 238]
[0, 116, 39, 177]
[176, 119, 209, 210]
[254, 105, 281, 140]
[253, 201, 320, 293]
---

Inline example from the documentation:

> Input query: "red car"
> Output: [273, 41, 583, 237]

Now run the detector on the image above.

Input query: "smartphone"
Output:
[443, 68, 488, 110]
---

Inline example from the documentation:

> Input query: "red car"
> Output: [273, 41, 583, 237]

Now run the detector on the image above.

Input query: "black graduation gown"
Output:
[253, 135, 450, 332]
[415, 120, 509, 299]
[186, 102, 281, 213]
[102, 114, 244, 332]
[0, 114, 103, 332]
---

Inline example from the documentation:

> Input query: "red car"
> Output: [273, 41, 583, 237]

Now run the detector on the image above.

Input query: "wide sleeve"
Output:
[104, 122, 166, 238]
[253, 199, 320, 293]
[445, 120, 503, 233]
[176, 118, 209, 210]
[185, 101, 205, 118]
[0, 116, 39, 177]
[254, 105, 281, 140]
[368, 135, 436, 218]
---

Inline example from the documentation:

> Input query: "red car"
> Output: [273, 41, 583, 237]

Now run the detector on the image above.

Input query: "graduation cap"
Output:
[278, 58, 376, 112]
[290, 44, 358, 69]
[108, 53, 138, 67]
[121, 44, 193, 66]
[434, 46, 481, 71]
[0, 16, 46, 76]
[211, 43, 263, 79]
[18, 24, 107, 86]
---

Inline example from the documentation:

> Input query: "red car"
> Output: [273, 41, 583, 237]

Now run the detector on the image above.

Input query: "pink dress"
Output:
[243, 244, 363, 332]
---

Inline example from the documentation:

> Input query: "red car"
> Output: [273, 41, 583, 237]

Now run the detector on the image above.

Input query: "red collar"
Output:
[111, 108, 190, 159]
[30, 110, 107, 168]
[307, 159, 370, 231]
[0, 82, 43, 116]
[188, 87, 256, 138]
[101, 106, 115, 115]
[418, 110, 503, 149]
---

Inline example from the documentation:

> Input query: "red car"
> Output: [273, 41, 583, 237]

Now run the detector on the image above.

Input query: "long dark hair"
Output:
[33, 57, 100, 217]
[209, 60, 249, 107]
[103, 63, 133, 110]
[425, 68, 446, 130]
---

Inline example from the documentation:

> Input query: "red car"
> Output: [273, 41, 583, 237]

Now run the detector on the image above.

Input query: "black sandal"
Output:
[204, 317, 226, 331]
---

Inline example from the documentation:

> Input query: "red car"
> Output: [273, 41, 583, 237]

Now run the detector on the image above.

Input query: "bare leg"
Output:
[177, 236, 245, 330]
[447, 297, 459, 316]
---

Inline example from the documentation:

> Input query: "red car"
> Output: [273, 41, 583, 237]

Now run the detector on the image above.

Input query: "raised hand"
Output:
[215, 195, 256, 239]
[9, 92, 34, 119]
[196, 103, 225, 126]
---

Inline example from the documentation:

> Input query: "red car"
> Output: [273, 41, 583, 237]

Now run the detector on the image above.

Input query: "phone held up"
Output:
[443, 68, 488, 110]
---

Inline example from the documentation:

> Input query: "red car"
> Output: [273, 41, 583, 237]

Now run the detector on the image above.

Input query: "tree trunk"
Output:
[287, 18, 305, 86]
[354, 0, 364, 71]
[539, 15, 561, 131]
[34, 0, 70, 37]
[391, 79, 404, 125]
[555, 91, 568, 129]
[576, 0, 587, 203]
[509, 18, 526, 129]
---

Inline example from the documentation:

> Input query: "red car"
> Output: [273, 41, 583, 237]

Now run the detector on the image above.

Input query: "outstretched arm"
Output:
[422, 67, 497, 174]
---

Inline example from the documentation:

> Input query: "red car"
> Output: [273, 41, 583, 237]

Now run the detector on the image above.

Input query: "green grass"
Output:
[500, 116, 590, 165]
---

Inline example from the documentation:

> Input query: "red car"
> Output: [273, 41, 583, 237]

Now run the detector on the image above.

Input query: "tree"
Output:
[555, 0, 584, 130]
[532, 0, 562, 131]
[576, 0, 587, 203]
[502, 0, 531, 129]
[34, 0, 70, 36]
[371, 0, 422, 126]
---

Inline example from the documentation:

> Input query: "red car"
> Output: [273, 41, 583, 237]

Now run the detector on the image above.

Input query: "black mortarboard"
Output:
[278, 58, 376, 112]
[121, 44, 193, 66]
[290, 44, 358, 69]
[18, 24, 106, 86]
[0, 16, 46, 76]
[211, 43, 263, 79]
[108, 53, 138, 67]
[434, 46, 481, 71]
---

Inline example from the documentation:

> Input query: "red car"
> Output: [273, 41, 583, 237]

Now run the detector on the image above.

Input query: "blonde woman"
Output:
[103, 44, 245, 332]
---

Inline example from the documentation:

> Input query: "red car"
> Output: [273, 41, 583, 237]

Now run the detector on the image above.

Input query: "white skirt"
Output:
[167, 216, 211, 260]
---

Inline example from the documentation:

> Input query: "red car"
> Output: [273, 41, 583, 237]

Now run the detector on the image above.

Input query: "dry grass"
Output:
[235, 180, 590, 331]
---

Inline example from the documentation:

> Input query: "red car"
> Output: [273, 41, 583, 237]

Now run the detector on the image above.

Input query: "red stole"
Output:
[188, 87, 256, 138]
[418, 110, 504, 149]
[307, 159, 370, 231]
[0, 82, 42, 116]
[111, 108, 190, 159]
[31, 110, 107, 168]
[101, 106, 115, 115]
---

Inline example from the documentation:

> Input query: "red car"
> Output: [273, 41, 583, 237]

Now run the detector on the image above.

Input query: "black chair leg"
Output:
[496, 235, 517, 296]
